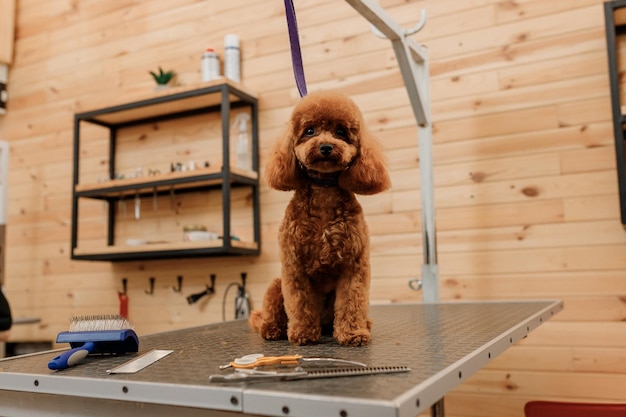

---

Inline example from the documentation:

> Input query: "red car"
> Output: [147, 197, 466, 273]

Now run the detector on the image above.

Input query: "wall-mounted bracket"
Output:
[173, 275, 183, 293]
[145, 277, 155, 295]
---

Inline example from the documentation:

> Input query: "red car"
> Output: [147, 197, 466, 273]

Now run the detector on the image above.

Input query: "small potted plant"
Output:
[149, 67, 176, 90]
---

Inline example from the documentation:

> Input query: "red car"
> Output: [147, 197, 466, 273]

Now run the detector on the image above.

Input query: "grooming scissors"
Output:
[219, 353, 367, 370]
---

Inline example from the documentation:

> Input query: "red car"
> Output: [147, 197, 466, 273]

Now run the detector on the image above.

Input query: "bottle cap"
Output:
[225, 34, 239, 48]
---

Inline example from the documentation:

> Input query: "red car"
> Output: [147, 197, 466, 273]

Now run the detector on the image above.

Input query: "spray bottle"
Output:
[224, 34, 240, 83]
[201, 47, 220, 82]
[233, 113, 251, 171]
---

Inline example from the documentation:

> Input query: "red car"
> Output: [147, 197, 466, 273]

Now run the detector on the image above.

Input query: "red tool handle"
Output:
[119, 278, 129, 319]
[118, 292, 129, 319]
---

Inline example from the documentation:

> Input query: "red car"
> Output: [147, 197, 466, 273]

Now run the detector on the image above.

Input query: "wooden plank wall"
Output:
[0, 0, 16, 64]
[0, 0, 624, 415]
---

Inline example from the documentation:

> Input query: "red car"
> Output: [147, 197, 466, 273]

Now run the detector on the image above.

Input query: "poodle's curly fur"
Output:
[249, 91, 391, 347]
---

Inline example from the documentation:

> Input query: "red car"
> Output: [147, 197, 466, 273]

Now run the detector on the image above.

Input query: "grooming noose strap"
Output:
[284, 0, 308, 97]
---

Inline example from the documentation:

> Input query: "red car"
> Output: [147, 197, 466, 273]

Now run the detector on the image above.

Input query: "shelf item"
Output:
[605, 1, 626, 227]
[71, 80, 260, 261]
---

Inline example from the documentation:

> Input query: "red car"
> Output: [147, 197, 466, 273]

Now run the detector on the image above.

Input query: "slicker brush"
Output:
[48, 314, 139, 370]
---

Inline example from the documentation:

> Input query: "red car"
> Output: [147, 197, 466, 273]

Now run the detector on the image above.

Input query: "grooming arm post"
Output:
[344, 0, 439, 302]
[411, 46, 439, 304]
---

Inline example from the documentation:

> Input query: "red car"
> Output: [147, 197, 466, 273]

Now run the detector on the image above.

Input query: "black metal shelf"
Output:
[71, 240, 260, 262]
[74, 168, 258, 199]
[76, 81, 257, 127]
[70, 80, 261, 261]
[605, 1, 626, 228]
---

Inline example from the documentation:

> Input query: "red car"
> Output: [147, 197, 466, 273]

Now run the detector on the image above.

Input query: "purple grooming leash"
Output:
[284, 0, 308, 97]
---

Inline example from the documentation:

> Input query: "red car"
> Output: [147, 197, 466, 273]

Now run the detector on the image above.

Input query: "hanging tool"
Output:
[186, 274, 216, 305]
[219, 353, 366, 370]
[210, 365, 410, 383]
[118, 192, 126, 217]
[234, 272, 250, 319]
[169, 187, 176, 211]
[134, 192, 141, 220]
[118, 278, 129, 319]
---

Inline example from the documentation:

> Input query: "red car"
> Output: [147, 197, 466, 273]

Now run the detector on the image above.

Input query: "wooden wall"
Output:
[0, 0, 15, 64]
[0, 0, 624, 415]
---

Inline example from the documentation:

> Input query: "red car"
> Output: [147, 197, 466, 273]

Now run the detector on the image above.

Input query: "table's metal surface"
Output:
[0, 301, 562, 417]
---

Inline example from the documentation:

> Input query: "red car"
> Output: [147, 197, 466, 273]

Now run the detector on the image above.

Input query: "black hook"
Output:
[120, 278, 128, 295]
[186, 274, 216, 305]
[173, 275, 183, 292]
[209, 273, 216, 291]
[145, 277, 155, 295]
[239, 272, 247, 296]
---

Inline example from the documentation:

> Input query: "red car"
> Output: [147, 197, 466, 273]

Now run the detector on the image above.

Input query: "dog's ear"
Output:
[339, 129, 391, 195]
[265, 127, 299, 191]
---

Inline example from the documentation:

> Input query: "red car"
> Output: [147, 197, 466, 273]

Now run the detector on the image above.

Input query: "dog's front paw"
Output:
[260, 323, 287, 341]
[336, 328, 371, 347]
[288, 325, 321, 346]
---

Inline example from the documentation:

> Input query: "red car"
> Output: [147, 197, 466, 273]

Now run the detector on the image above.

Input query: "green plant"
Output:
[149, 67, 176, 85]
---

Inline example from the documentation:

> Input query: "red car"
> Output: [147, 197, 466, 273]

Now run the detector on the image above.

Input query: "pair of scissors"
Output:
[210, 366, 412, 383]
[219, 353, 367, 370]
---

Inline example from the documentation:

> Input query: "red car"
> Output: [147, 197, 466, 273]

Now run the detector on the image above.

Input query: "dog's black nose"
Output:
[319, 144, 333, 156]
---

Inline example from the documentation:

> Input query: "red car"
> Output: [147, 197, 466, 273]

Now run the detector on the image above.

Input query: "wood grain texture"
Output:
[0, 0, 15, 64]
[0, 0, 623, 415]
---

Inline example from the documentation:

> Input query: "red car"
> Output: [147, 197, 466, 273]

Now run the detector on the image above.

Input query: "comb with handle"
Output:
[209, 365, 411, 382]
[48, 315, 139, 371]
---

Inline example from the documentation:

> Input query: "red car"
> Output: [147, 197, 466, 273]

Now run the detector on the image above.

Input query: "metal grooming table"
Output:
[0, 301, 561, 417]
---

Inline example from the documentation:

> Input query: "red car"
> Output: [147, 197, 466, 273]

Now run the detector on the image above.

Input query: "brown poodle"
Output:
[249, 91, 391, 347]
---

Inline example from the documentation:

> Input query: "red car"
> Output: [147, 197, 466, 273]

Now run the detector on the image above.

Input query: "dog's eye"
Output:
[335, 126, 348, 140]
[304, 127, 316, 137]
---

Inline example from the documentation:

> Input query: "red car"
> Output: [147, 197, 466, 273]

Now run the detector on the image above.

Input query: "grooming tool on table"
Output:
[210, 366, 411, 383]
[107, 349, 173, 374]
[48, 314, 139, 371]
[219, 353, 367, 370]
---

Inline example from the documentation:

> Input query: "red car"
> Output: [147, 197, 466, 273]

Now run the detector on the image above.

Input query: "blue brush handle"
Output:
[48, 341, 95, 370]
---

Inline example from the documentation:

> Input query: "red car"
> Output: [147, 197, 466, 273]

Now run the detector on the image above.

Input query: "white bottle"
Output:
[233, 113, 251, 170]
[201, 48, 220, 82]
[224, 34, 240, 83]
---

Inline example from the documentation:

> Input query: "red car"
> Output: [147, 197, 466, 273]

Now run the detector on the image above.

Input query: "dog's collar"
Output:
[297, 160, 344, 188]
[306, 171, 341, 188]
